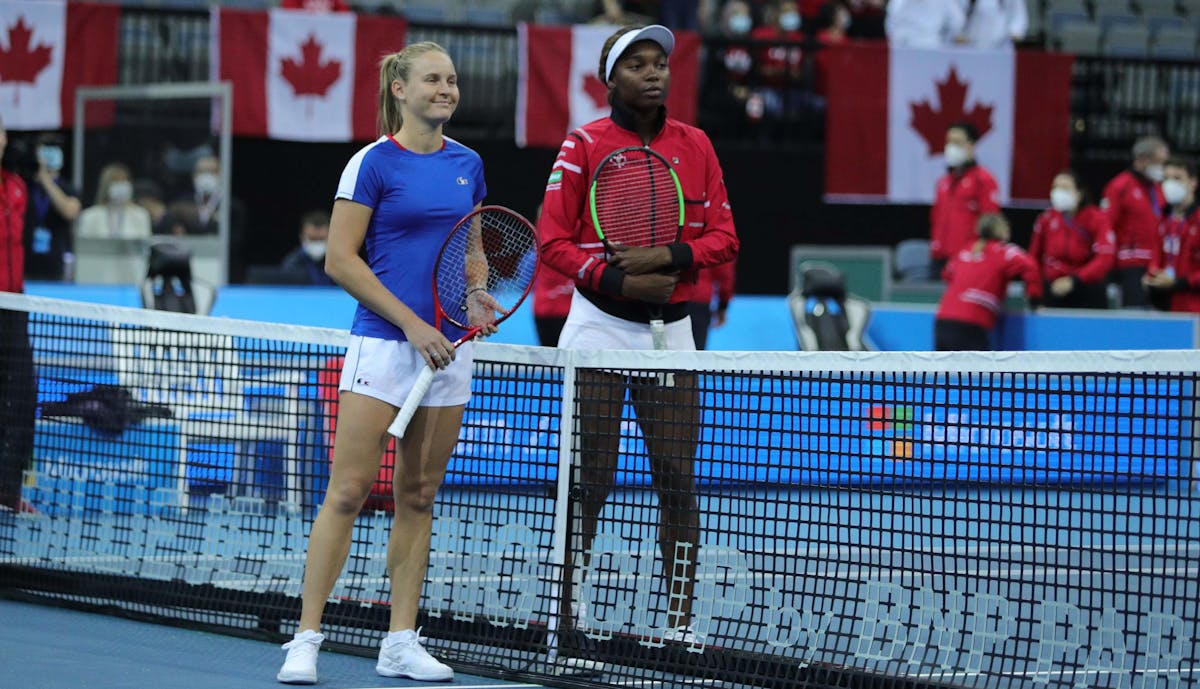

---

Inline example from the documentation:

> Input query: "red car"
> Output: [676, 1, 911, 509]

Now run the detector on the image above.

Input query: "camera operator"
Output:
[19, 133, 81, 281]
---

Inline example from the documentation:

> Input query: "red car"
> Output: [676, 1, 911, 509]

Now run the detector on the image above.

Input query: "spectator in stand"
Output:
[812, 0, 852, 98]
[280, 0, 349, 11]
[279, 210, 336, 286]
[134, 179, 187, 237]
[591, 0, 657, 25]
[885, 0, 965, 48]
[816, 0, 852, 44]
[961, 0, 1027, 49]
[1102, 134, 1169, 309]
[168, 154, 248, 281]
[751, 0, 810, 123]
[1143, 157, 1200, 313]
[930, 121, 1001, 278]
[0, 114, 37, 515]
[703, 0, 757, 124]
[75, 163, 152, 240]
[22, 133, 81, 282]
[1028, 170, 1114, 309]
[934, 213, 1042, 351]
[688, 260, 736, 350]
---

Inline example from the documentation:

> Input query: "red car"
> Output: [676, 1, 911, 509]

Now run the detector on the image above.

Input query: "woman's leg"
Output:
[560, 369, 626, 628]
[630, 373, 701, 630]
[298, 392, 395, 632]
[387, 404, 464, 632]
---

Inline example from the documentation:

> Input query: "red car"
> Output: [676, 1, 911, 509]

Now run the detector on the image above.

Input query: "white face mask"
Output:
[108, 180, 132, 204]
[1145, 164, 1165, 183]
[1050, 188, 1078, 213]
[943, 143, 969, 168]
[194, 172, 220, 195]
[301, 240, 327, 261]
[1162, 178, 1190, 206]
[728, 14, 752, 34]
[779, 11, 801, 31]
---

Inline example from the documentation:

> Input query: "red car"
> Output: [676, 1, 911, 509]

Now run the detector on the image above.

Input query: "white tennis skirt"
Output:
[558, 290, 695, 351]
[339, 335, 474, 408]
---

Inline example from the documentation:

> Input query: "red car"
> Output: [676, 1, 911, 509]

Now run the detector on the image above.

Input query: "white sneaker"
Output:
[660, 625, 705, 653]
[277, 629, 324, 684]
[376, 628, 454, 681]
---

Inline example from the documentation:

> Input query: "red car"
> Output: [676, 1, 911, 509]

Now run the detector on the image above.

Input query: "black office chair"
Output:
[787, 261, 872, 351]
[139, 242, 217, 315]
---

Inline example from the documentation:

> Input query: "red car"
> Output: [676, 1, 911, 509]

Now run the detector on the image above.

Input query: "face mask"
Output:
[301, 240, 327, 261]
[194, 172, 220, 195]
[1162, 178, 1189, 205]
[839, 14, 852, 31]
[943, 143, 969, 168]
[38, 145, 63, 172]
[728, 14, 752, 34]
[1145, 164, 1165, 183]
[108, 180, 132, 204]
[1050, 188, 1078, 213]
[779, 11, 800, 31]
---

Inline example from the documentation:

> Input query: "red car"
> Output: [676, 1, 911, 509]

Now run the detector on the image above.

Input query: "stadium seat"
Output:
[402, 2, 453, 22]
[462, 6, 511, 26]
[1136, 0, 1180, 16]
[1058, 20, 1103, 53]
[893, 239, 935, 282]
[1045, 0, 1088, 14]
[1095, 9, 1142, 33]
[1103, 23, 1152, 54]
[1150, 24, 1198, 56]
[788, 261, 872, 352]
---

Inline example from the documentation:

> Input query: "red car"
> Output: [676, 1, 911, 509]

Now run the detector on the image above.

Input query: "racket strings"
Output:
[436, 209, 539, 329]
[593, 153, 680, 247]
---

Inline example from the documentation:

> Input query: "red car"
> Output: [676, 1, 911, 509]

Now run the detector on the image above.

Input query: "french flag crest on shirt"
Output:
[214, 8, 407, 142]
[823, 43, 1073, 206]
[516, 23, 700, 149]
[0, 1, 118, 130]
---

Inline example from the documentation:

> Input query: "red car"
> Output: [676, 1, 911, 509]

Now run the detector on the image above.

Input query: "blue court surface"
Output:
[1, 598, 542, 689]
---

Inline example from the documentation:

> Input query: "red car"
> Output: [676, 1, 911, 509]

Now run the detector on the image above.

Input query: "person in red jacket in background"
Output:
[930, 121, 1001, 278]
[1102, 134, 1169, 308]
[531, 204, 575, 347]
[0, 115, 36, 513]
[688, 260, 736, 349]
[934, 213, 1042, 351]
[1143, 157, 1200, 313]
[1028, 170, 1115, 309]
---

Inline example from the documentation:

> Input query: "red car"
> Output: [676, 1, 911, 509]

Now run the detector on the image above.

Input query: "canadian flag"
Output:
[823, 43, 1073, 206]
[0, 1, 118, 130]
[516, 23, 700, 149]
[214, 8, 407, 142]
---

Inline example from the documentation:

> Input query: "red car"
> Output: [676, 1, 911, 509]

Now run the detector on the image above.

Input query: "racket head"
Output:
[432, 205, 540, 331]
[588, 146, 684, 249]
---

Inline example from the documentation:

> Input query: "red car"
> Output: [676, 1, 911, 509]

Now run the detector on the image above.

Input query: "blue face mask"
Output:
[779, 11, 801, 31]
[728, 14, 752, 34]
[38, 145, 63, 172]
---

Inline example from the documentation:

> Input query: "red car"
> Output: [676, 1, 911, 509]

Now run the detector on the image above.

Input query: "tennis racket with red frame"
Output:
[387, 205, 539, 439]
[588, 145, 684, 350]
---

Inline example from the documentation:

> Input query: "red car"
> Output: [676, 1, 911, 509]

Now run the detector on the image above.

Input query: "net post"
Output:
[545, 349, 579, 666]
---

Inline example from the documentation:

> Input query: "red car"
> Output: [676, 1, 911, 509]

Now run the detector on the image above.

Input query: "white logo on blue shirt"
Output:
[457, 176, 469, 185]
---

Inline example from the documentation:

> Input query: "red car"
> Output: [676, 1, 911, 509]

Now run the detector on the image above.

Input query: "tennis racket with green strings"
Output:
[588, 145, 684, 350]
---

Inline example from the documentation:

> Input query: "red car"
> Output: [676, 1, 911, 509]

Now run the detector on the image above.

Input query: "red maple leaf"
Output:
[909, 67, 993, 156]
[280, 34, 341, 98]
[0, 16, 53, 105]
[582, 74, 608, 110]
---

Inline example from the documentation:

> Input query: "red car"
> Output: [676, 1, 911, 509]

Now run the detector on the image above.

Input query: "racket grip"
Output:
[650, 319, 667, 350]
[388, 366, 436, 439]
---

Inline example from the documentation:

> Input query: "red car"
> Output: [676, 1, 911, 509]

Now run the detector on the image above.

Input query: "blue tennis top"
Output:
[336, 135, 487, 341]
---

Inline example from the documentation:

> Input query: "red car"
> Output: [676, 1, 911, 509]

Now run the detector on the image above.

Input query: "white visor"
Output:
[604, 24, 675, 83]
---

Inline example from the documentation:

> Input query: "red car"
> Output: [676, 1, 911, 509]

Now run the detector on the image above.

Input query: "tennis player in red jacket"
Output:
[536, 24, 739, 657]
[935, 213, 1042, 351]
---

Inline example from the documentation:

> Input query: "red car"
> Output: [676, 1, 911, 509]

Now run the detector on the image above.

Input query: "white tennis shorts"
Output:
[558, 290, 696, 351]
[339, 335, 473, 408]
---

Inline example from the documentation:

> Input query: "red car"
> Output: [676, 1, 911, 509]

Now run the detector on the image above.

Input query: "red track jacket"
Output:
[1102, 169, 1163, 269]
[0, 170, 29, 294]
[1028, 205, 1115, 285]
[937, 240, 1042, 330]
[537, 108, 739, 320]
